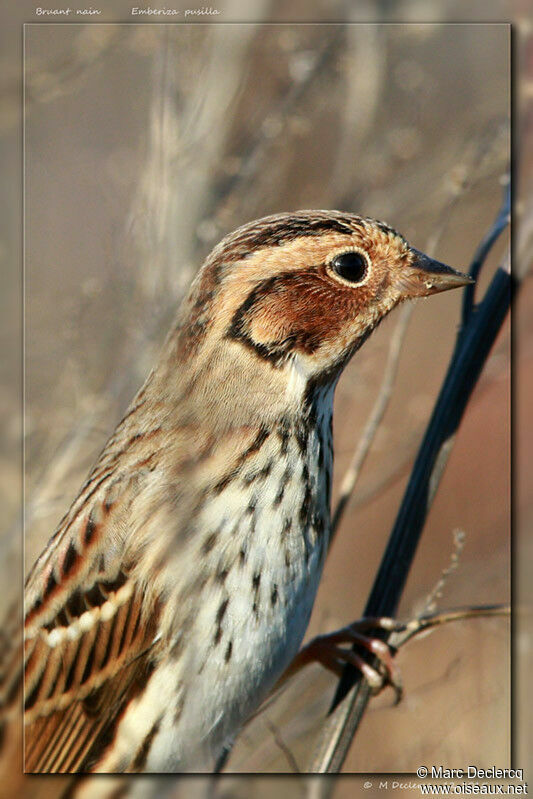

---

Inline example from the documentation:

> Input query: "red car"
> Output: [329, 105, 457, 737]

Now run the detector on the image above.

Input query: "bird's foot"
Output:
[285, 617, 403, 702]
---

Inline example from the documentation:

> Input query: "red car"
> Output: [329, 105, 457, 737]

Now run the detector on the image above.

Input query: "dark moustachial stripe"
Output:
[226, 277, 281, 363]
[228, 273, 326, 365]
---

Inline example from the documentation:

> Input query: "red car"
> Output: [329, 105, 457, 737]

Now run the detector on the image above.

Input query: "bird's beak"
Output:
[397, 248, 474, 298]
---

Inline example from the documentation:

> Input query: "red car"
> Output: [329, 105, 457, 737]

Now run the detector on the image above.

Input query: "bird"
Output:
[13, 210, 472, 775]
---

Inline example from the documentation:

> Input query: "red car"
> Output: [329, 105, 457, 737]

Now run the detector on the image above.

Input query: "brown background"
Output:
[0, 1, 527, 796]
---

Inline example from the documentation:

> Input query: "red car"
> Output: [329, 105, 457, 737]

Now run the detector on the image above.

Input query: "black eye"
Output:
[330, 251, 369, 284]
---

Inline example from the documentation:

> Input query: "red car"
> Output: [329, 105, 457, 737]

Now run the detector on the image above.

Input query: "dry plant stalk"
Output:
[306, 178, 512, 780]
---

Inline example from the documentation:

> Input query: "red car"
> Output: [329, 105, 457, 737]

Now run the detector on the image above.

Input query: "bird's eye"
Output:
[330, 251, 369, 284]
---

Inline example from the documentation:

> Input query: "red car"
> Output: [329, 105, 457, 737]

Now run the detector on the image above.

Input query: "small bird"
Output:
[17, 210, 471, 774]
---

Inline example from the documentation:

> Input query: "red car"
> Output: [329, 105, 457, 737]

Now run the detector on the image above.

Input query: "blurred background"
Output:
[0, 0, 527, 796]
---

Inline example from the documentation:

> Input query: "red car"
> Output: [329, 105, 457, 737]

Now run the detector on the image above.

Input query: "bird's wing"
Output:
[24, 585, 159, 773]
[20, 407, 267, 773]
[22, 470, 163, 774]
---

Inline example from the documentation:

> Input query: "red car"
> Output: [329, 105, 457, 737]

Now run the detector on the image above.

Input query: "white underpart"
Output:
[102, 381, 336, 774]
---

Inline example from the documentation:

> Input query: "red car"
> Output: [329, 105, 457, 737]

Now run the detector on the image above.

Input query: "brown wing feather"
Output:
[18, 442, 166, 774]
[24, 577, 159, 773]
[15, 402, 262, 775]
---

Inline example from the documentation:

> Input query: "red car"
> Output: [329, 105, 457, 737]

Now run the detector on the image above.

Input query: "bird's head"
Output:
[168, 211, 472, 420]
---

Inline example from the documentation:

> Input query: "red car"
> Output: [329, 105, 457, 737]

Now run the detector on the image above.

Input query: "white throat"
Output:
[285, 354, 312, 404]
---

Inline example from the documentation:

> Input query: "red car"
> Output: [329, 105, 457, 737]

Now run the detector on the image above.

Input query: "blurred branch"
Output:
[420, 527, 466, 616]
[308, 178, 513, 777]
[462, 178, 511, 326]
[389, 603, 510, 650]
[263, 718, 301, 773]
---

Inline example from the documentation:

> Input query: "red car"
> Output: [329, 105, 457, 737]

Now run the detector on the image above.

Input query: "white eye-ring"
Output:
[328, 249, 371, 286]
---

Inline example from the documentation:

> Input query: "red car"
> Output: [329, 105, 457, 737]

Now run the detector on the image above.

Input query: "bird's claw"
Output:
[289, 617, 403, 703]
